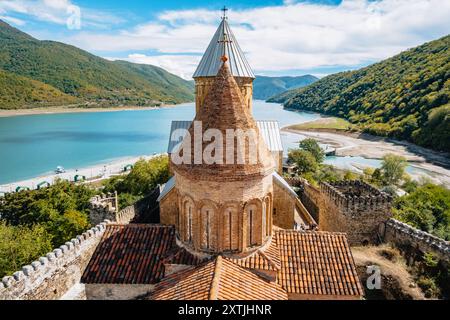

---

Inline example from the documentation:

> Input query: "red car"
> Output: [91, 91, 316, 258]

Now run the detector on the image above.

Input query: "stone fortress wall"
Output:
[289, 179, 392, 245]
[0, 221, 108, 300]
[88, 192, 118, 225]
[318, 180, 393, 245]
[380, 218, 450, 262]
[0, 188, 162, 300]
[287, 177, 449, 264]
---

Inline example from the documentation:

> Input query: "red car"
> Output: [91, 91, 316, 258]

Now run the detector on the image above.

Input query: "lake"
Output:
[0, 100, 321, 184]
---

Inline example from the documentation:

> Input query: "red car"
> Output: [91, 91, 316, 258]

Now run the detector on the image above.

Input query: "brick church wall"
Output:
[272, 181, 296, 229]
[159, 188, 179, 227]
[171, 172, 273, 253]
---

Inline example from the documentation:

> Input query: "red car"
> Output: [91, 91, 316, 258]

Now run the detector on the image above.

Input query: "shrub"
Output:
[299, 138, 325, 163]
[0, 222, 52, 278]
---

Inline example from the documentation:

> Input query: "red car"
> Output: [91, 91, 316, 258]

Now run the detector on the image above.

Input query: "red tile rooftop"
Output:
[81, 224, 200, 284]
[81, 224, 363, 299]
[275, 230, 364, 297]
[149, 256, 288, 300]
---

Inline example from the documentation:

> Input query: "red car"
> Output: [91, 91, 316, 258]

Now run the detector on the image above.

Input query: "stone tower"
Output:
[193, 13, 255, 115]
[319, 181, 393, 245]
[171, 61, 275, 255]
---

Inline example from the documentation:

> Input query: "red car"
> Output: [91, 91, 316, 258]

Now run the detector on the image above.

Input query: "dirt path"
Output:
[352, 246, 425, 300]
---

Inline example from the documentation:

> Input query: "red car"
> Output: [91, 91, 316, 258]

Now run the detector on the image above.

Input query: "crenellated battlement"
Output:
[383, 218, 450, 261]
[317, 180, 393, 245]
[0, 221, 110, 300]
[89, 192, 118, 225]
[320, 180, 392, 215]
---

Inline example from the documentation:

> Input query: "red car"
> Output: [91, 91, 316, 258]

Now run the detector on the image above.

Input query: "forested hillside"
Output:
[270, 35, 450, 152]
[253, 75, 317, 100]
[0, 70, 77, 108]
[0, 20, 194, 109]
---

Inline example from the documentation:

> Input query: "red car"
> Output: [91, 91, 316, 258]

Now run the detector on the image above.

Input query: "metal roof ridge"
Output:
[193, 18, 255, 78]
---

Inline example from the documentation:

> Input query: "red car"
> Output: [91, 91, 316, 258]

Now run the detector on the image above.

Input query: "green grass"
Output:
[288, 117, 354, 131]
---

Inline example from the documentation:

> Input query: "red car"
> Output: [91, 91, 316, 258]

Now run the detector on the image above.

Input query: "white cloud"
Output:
[0, 0, 123, 27]
[3, 0, 450, 78]
[107, 54, 201, 80]
[0, 15, 26, 25]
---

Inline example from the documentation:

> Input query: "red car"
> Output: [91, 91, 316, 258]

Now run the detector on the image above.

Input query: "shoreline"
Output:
[0, 154, 161, 194]
[283, 126, 450, 166]
[0, 103, 192, 118]
[282, 127, 450, 187]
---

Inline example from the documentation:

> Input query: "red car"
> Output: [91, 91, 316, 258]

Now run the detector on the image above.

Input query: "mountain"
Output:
[269, 35, 450, 153]
[253, 75, 318, 100]
[0, 20, 194, 109]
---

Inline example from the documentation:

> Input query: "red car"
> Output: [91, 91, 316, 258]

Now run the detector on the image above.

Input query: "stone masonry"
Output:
[0, 221, 109, 300]
[381, 218, 450, 262]
[88, 192, 118, 225]
[319, 180, 392, 245]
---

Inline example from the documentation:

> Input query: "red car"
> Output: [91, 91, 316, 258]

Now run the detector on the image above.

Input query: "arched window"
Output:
[201, 205, 215, 250]
[184, 200, 193, 243]
[264, 196, 271, 238]
[223, 207, 238, 251]
[246, 204, 258, 247]
[262, 202, 266, 239]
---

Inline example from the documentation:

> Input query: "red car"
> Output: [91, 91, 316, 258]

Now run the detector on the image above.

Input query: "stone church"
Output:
[0, 15, 363, 301]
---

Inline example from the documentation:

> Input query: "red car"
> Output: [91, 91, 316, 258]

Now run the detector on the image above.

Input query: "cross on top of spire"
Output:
[192, 6, 255, 79]
[221, 6, 228, 20]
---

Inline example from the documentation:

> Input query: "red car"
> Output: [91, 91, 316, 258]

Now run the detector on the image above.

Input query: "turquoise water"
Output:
[0, 100, 320, 184]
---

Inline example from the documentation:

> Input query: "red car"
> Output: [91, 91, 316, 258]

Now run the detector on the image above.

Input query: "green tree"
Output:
[102, 155, 171, 208]
[0, 179, 94, 247]
[380, 154, 407, 186]
[271, 35, 450, 153]
[299, 138, 325, 163]
[313, 164, 343, 183]
[288, 149, 318, 175]
[46, 209, 90, 246]
[0, 222, 52, 278]
[394, 183, 450, 240]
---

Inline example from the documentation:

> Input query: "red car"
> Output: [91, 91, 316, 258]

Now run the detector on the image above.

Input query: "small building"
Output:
[37, 181, 50, 189]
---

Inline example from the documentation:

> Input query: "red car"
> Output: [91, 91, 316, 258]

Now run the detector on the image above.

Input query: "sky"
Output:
[0, 0, 449, 79]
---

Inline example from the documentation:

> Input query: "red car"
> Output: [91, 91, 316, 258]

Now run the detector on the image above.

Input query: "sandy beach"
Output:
[282, 127, 450, 187]
[0, 154, 161, 194]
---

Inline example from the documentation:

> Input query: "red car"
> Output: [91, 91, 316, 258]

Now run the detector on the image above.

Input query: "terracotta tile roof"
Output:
[149, 256, 288, 300]
[163, 247, 208, 266]
[81, 224, 177, 284]
[227, 237, 280, 271]
[275, 230, 363, 297]
[262, 233, 282, 269]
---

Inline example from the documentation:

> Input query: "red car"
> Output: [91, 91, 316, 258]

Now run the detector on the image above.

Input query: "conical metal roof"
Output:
[193, 18, 255, 79]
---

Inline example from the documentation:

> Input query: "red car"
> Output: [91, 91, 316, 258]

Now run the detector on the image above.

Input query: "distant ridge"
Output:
[269, 35, 450, 152]
[253, 75, 318, 100]
[0, 20, 194, 109]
